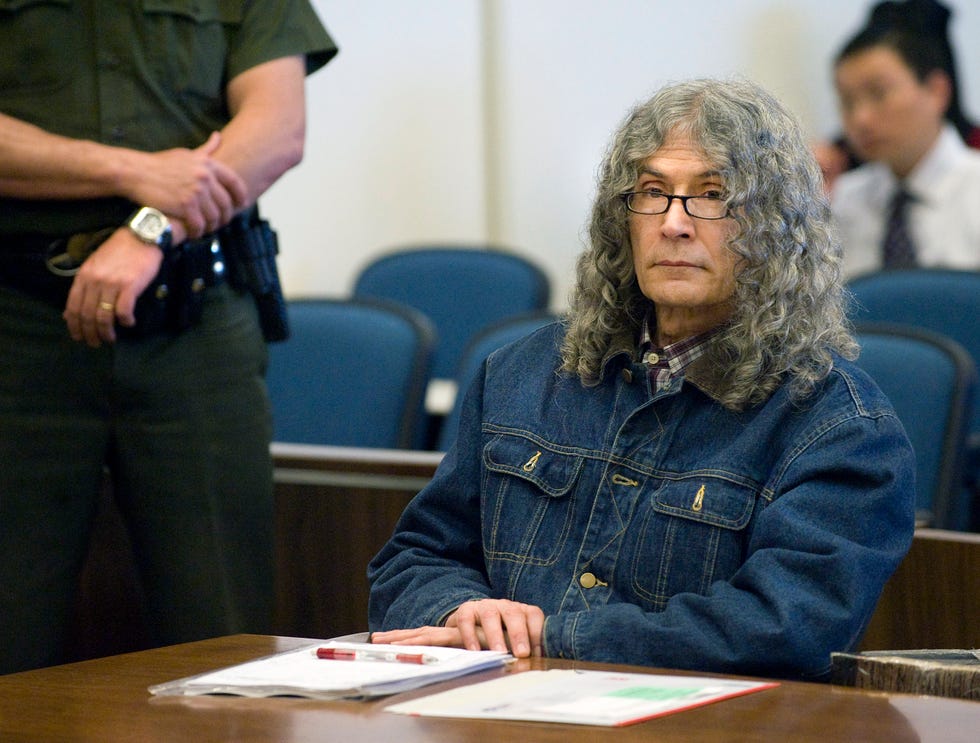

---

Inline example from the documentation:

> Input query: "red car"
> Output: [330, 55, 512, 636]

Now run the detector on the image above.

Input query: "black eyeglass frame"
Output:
[619, 191, 729, 220]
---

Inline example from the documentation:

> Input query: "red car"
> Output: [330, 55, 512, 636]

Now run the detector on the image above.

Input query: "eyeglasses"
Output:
[620, 191, 728, 220]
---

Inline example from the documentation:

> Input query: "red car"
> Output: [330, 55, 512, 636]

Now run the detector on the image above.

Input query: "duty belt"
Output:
[0, 228, 227, 309]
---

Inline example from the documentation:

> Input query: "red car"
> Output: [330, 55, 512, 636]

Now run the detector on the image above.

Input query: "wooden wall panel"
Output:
[860, 529, 980, 651]
[72, 447, 979, 663]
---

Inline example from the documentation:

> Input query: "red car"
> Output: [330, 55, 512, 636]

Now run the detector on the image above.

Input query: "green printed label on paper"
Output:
[605, 686, 699, 701]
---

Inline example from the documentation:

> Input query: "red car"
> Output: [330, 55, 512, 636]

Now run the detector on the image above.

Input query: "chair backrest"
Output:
[266, 298, 434, 448]
[853, 323, 976, 530]
[437, 312, 558, 451]
[352, 246, 550, 380]
[847, 269, 980, 437]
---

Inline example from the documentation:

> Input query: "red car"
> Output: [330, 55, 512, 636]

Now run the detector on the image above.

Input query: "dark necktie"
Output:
[881, 187, 918, 269]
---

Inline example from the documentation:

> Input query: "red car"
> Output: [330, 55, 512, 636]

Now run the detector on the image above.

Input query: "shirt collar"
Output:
[855, 124, 965, 209]
[598, 314, 734, 403]
[638, 313, 720, 372]
[904, 123, 967, 201]
[637, 311, 726, 393]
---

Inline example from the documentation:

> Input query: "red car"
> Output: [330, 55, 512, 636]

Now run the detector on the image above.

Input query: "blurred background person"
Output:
[816, 0, 980, 191]
[829, 5, 980, 277]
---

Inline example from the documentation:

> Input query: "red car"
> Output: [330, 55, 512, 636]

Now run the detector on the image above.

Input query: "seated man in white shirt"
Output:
[831, 25, 980, 278]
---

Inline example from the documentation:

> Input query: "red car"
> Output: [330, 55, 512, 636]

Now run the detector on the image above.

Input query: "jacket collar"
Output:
[598, 325, 754, 406]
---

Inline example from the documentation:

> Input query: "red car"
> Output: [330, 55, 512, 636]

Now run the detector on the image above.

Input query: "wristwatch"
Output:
[127, 206, 173, 251]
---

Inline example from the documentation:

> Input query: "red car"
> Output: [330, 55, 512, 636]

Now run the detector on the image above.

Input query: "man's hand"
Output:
[0, 116, 245, 232]
[62, 229, 165, 346]
[126, 132, 247, 237]
[371, 599, 545, 658]
[448, 599, 544, 657]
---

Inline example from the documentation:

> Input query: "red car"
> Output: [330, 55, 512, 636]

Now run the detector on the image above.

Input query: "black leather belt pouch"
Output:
[119, 238, 213, 340]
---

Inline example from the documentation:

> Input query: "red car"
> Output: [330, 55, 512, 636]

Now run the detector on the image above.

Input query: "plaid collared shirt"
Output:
[638, 314, 721, 393]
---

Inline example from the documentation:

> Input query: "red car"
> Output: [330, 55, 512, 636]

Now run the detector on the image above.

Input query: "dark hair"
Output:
[868, 0, 951, 36]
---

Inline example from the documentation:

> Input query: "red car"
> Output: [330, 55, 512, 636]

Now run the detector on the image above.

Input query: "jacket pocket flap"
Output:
[654, 478, 755, 529]
[0, 0, 69, 11]
[483, 437, 583, 497]
[142, 0, 242, 23]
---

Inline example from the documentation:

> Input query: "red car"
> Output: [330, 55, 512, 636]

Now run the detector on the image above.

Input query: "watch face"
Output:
[130, 207, 171, 244]
[138, 212, 164, 236]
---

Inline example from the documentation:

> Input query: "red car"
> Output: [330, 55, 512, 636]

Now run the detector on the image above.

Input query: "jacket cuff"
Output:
[542, 612, 573, 659]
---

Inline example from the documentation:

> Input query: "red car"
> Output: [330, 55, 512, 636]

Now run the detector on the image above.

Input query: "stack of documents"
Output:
[148, 641, 511, 700]
[386, 669, 778, 726]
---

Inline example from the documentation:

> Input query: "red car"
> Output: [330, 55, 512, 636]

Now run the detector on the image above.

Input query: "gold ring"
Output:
[98, 301, 115, 312]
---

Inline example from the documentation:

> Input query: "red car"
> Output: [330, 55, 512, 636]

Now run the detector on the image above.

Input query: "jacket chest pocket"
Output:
[482, 435, 584, 570]
[625, 477, 757, 610]
[140, 0, 242, 99]
[0, 0, 74, 94]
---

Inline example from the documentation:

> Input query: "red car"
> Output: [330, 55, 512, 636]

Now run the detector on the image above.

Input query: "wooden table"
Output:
[1, 635, 977, 742]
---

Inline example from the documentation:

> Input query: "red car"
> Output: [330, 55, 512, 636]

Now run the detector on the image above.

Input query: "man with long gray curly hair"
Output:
[368, 78, 915, 681]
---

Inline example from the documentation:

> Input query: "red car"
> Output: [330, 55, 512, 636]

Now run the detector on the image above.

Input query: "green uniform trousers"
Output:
[0, 282, 274, 673]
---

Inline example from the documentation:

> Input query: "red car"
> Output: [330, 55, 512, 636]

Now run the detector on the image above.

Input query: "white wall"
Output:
[260, 0, 980, 310]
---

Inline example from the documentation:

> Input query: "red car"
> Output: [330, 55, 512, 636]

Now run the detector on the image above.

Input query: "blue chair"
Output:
[848, 269, 980, 528]
[352, 246, 551, 381]
[853, 323, 976, 530]
[266, 298, 434, 448]
[437, 312, 558, 451]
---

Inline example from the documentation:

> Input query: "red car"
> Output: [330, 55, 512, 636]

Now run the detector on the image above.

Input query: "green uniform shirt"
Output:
[0, 0, 337, 236]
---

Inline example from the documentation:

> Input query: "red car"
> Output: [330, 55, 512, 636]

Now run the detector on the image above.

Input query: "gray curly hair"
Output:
[561, 78, 857, 410]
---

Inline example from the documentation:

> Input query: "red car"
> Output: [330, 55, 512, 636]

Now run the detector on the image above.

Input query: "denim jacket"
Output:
[368, 322, 916, 680]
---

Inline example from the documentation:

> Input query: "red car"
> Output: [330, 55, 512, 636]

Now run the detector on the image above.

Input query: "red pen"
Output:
[315, 647, 439, 665]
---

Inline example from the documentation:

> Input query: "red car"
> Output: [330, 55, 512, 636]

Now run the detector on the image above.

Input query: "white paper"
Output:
[148, 641, 511, 699]
[385, 669, 778, 726]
